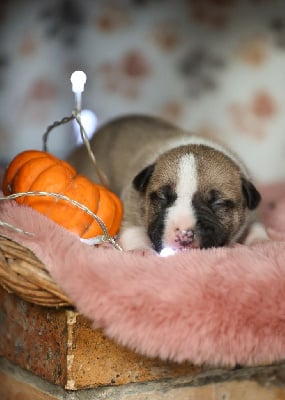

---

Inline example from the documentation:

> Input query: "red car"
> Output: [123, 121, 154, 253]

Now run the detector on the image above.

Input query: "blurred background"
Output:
[0, 0, 285, 183]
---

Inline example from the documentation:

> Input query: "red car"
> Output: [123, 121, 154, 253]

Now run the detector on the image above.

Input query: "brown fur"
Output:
[69, 115, 188, 193]
[68, 115, 267, 251]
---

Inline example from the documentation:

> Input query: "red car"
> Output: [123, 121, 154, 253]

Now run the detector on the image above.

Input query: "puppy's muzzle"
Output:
[174, 228, 194, 248]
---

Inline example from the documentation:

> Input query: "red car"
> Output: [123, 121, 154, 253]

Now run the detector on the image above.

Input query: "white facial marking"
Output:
[163, 153, 198, 249]
[118, 226, 152, 251]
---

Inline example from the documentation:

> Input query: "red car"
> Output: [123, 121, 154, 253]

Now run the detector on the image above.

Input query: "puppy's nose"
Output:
[175, 228, 194, 247]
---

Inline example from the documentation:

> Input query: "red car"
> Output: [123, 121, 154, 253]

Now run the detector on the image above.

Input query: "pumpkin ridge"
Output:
[80, 185, 102, 238]
[28, 162, 71, 192]
[3, 150, 123, 240]
[10, 157, 59, 204]
[45, 158, 80, 196]
[58, 169, 79, 195]
[48, 169, 84, 222]
[26, 157, 62, 189]
[29, 161, 78, 216]
[80, 201, 101, 238]
[3, 154, 53, 195]
[81, 185, 121, 238]
[65, 175, 101, 237]
[16, 157, 74, 213]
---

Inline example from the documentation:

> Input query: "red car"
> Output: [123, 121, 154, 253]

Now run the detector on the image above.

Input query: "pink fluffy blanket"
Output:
[1, 183, 285, 367]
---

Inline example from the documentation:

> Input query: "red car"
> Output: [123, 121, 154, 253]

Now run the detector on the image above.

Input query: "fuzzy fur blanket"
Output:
[1, 183, 285, 367]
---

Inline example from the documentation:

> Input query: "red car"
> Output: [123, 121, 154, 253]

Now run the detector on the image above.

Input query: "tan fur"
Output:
[68, 115, 268, 251]
[69, 115, 184, 193]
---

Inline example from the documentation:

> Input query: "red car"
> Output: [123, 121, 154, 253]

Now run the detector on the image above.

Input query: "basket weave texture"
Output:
[0, 234, 73, 307]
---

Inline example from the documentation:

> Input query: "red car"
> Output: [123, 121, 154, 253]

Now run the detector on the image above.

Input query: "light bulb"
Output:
[160, 247, 176, 257]
[70, 71, 87, 94]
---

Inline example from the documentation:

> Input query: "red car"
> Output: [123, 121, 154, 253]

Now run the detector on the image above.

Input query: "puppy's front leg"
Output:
[243, 221, 269, 246]
[118, 225, 154, 253]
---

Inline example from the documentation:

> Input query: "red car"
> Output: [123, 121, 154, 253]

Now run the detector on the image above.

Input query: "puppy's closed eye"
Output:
[207, 190, 235, 211]
[150, 185, 177, 207]
[210, 199, 235, 210]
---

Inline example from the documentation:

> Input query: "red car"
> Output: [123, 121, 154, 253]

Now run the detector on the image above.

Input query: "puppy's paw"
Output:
[243, 222, 270, 246]
[118, 225, 153, 252]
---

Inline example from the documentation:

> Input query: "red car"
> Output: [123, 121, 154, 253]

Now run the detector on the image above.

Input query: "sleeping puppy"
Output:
[68, 115, 268, 253]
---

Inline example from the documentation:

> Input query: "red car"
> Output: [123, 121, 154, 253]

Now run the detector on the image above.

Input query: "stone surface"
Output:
[2, 357, 285, 400]
[2, 286, 285, 394]
[0, 287, 202, 390]
[0, 287, 68, 386]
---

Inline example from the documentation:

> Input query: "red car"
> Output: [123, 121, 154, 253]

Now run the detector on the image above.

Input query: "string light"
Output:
[70, 70, 87, 113]
[72, 109, 98, 144]
[160, 247, 176, 257]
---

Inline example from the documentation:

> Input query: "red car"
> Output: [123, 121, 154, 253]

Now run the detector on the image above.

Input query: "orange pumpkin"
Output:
[2, 150, 123, 239]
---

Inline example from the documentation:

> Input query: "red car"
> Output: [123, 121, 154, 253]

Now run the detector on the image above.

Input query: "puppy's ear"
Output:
[133, 164, 155, 192]
[241, 177, 261, 210]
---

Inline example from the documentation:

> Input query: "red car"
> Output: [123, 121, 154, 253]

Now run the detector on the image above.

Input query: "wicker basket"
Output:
[0, 234, 73, 308]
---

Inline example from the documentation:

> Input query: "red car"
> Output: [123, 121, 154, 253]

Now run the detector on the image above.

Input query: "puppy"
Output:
[68, 115, 268, 253]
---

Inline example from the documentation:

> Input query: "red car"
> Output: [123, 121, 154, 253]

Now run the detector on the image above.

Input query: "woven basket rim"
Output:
[0, 233, 73, 308]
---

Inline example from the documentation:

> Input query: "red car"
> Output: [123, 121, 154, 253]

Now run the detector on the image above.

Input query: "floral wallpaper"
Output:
[0, 0, 285, 184]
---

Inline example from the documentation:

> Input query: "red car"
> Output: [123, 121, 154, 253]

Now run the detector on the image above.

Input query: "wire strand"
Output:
[42, 111, 109, 187]
[0, 192, 122, 251]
